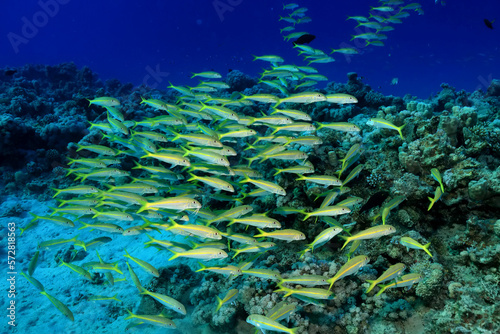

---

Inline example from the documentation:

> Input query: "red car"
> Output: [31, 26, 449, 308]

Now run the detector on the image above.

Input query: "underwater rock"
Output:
[226, 70, 257, 92]
[468, 167, 500, 207]
[438, 115, 460, 146]
[486, 79, 500, 97]
[414, 263, 444, 300]
[494, 220, 500, 237]
[399, 130, 455, 174]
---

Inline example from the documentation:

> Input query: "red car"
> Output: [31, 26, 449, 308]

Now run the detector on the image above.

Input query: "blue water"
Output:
[2, 0, 499, 98]
[3, 2, 500, 333]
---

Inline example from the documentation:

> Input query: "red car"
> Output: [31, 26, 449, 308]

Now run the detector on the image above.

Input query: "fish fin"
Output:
[427, 197, 435, 211]
[215, 296, 223, 312]
[397, 123, 406, 140]
[375, 284, 388, 297]
[328, 278, 336, 291]
[423, 242, 433, 257]
[167, 248, 180, 261]
[195, 262, 206, 272]
[365, 280, 377, 294]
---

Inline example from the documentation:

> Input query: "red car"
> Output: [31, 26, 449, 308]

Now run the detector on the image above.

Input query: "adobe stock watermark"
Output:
[7, 0, 70, 54]
[142, 64, 170, 89]
[213, 0, 243, 22]
[475, 73, 493, 92]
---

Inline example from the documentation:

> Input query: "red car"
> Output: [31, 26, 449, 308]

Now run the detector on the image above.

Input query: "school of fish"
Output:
[19, 1, 438, 332]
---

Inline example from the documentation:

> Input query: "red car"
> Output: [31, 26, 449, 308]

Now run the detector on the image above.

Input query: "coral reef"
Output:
[3, 61, 500, 334]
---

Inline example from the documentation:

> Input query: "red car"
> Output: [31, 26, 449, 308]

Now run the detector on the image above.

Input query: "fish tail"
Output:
[124, 309, 135, 320]
[295, 174, 306, 181]
[87, 99, 92, 107]
[139, 96, 147, 104]
[253, 228, 266, 238]
[279, 285, 294, 298]
[195, 262, 206, 272]
[273, 168, 282, 176]
[167, 248, 180, 261]
[423, 243, 433, 257]
[300, 210, 310, 221]
[48, 207, 58, 216]
[51, 188, 61, 198]
[187, 173, 198, 182]
[298, 247, 310, 259]
[165, 218, 178, 230]
[339, 236, 351, 250]
[78, 222, 89, 230]
[365, 280, 377, 294]
[29, 212, 39, 222]
[180, 145, 190, 157]
[328, 278, 335, 291]
[238, 174, 251, 184]
[375, 284, 388, 297]
[114, 263, 124, 275]
[169, 129, 181, 141]
[215, 296, 223, 312]
[427, 197, 435, 211]
[136, 203, 149, 214]
[231, 249, 241, 259]
[397, 123, 406, 140]
[243, 143, 255, 151]
[142, 234, 156, 247]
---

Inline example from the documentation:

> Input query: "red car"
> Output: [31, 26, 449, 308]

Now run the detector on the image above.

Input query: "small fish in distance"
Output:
[293, 34, 315, 45]
[484, 18, 494, 29]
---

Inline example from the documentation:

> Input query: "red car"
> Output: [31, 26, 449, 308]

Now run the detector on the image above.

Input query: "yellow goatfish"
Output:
[246, 314, 298, 334]
[400, 237, 433, 257]
[340, 225, 396, 250]
[87, 96, 119, 107]
[428, 186, 443, 211]
[215, 289, 239, 312]
[124, 309, 176, 329]
[375, 273, 423, 296]
[365, 263, 406, 293]
[328, 255, 370, 290]
[430, 168, 445, 193]
[40, 291, 74, 321]
[367, 118, 406, 140]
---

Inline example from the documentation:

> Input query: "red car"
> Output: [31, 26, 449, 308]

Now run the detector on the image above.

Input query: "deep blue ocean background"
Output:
[2, 0, 499, 98]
